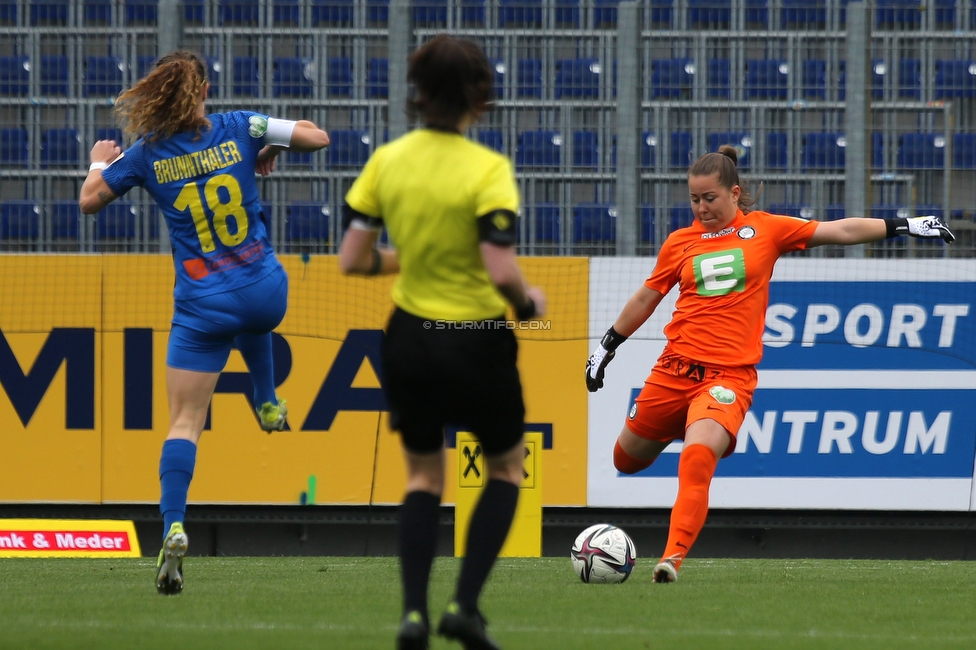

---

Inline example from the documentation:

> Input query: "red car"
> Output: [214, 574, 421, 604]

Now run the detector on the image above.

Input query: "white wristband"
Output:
[89, 162, 109, 172]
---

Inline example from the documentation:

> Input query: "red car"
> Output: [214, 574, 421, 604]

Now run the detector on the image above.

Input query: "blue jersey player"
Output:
[79, 50, 330, 595]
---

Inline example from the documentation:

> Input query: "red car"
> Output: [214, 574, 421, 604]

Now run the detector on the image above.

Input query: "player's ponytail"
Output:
[115, 50, 210, 145]
[689, 146, 756, 213]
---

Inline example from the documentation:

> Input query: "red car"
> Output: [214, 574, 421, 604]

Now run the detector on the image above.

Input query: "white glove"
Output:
[905, 215, 955, 243]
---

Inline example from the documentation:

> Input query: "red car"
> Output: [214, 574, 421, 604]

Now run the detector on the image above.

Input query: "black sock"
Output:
[455, 479, 520, 614]
[398, 490, 442, 622]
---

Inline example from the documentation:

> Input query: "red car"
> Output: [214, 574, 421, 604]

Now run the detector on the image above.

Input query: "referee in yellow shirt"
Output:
[339, 34, 546, 650]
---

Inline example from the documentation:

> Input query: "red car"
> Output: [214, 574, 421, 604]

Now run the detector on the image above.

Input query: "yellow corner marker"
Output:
[0, 519, 142, 558]
[454, 431, 543, 558]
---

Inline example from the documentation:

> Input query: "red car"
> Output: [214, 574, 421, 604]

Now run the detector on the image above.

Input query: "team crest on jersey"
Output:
[709, 386, 736, 404]
[629, 402, 638, 419]
[701, 226, 735, 240]
[248, 115, 268, 138]
[737, 226, 757, 240]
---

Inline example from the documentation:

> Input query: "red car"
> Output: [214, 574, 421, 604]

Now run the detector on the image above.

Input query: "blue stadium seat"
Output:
[745, 60, 788, 100]
[414, 0, 447, 25]
[517, 58, 542, 99]
[50, 201, 81, 240]
[476, 129, 504, 153]
[498, 0, 542, 27]
[897, 133, 945, 169]
[825, 204, 845, 221]
[953, 133, 976, 169]
[84, 56, 124, 97]
[838, 59, 886, 101]
[934, 0, 955, 27]
[934, 60, 976, 99]
[573, 130, 599, 169]
[896, 58, 921, 100]
[273, 58, 313, 98]
[593, 0, 619, 27]
[708, 132, 751, 168]
[95, 202, 138, 240]
[914, 204, 943, 219]
[872, 131, 884, 169]
[802, 59, 826, 99]
[1, 128, 29, 167]
[183, 0, 204, 22]
[746, 0, 768, 24]
[670, 131, 693, 168]
[555, 58, 601, 99]
[573, 203, 615, 244]
[274, 0, 300, 23]
[41, 128, 80, 168]
[767, 132, 788, 168]
[0, 56, 29, 96]
[555, 0, 579, 26]
[328, 130, 371, 167]
[219, 0, 259, 24]
[286, 202, 331, 242]
[312, 0, 353, 24]
[137, 55, 155, 80]
[533, 203, 560, 244]
[0, 201, 40, 240]
[516, 130, 561, 169]
[203, 57, 221, 96]
[0, 1, 17, 22]
[640, 205, 655, 244]
[801, 132, 845, 170]
[648, 0, 673, 25]
[876, 0, 921, 29]
[97, 128, 124, 147]
[459, 0, 485, 24]
[707, 59, 730, 99]
[870, 204, 910, 221]
[367, 58, 388, 99]
[641, 132, 658, 168]
[233, 57, 259, 97]
[489, 58, 506, 98]
[367, 0, 388, 22]
[651, 59, 693, 99]
[670, 204, 695, 231]
[124, 0, 157, 23]
[781, 0, 825, 28]
[328, 57, 352, 97]
[31, 0, 68, 24]
[284, 149, 313, 167]
[84, 0, 112, 21]
[688, 0, 730, 29]
[767, 203, 815, 219]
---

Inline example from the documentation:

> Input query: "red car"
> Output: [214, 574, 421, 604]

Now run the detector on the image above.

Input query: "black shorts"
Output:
[382, 307, 526, 456]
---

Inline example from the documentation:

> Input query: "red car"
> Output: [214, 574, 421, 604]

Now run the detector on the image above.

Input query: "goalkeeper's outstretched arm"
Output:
[586, 286, 664, 392]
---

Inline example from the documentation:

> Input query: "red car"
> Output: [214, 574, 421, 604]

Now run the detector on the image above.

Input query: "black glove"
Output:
[585, 327, 628, 393]
[888, 215, 956, 243]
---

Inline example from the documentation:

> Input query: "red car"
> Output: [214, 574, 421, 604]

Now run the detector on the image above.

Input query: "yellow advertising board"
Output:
[0, 518, 141, 558]
[1, 254, 588, 507]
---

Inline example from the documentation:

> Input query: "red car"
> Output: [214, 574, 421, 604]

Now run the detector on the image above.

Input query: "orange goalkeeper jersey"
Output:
[645, 210, 818, 367]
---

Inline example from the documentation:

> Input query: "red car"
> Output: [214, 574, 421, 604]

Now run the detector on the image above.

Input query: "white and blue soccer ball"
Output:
[571, 524, 637, 584]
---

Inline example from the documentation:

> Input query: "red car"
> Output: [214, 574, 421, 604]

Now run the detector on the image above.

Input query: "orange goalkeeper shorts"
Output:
[624, 351, 758, 458]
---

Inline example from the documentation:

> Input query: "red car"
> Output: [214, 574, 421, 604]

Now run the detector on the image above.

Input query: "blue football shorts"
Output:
[167, 269, 288, 373]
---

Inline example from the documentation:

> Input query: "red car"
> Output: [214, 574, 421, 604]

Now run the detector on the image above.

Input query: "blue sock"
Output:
[159, 439, 197, 538]
[234, 333, 277, 407]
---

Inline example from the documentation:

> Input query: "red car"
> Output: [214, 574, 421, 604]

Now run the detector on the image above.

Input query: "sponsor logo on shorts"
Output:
[248, 115, 268, 138]
[629, 402, 638, 419]
[737, 225, 756, 239]
[709, 386, 736, 404]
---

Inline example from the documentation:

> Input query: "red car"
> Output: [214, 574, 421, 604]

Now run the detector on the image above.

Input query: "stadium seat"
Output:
[31, 0, 68, 25]
[708, 132, 751, 168]
[0, 201, 40, 240]
[84, 56, 124, 97]
[312, 0, 354, 24]
[327, 129, 371, 167]
[554, 0, 579, 26]
[273, 58, 314, 98]
[801, 132, 845, 170]
[459, 0, 485, 25]
[934, 60, 976, 99]
[953, 133, 976, 169]
[517, 58, 542, 99]
[137, 55, 156, 80]
[648, 0, 673, 25]
[746, 0, 768, 24]
[328, 57, 352, 97]
[767, 132, 788, 168]
[573, 130, 599, 169]
[40, 128, 80, 168]
[670, 131, 693, 168]
[414, 0, 448, 25]
[532, 203, 560, 244]
[367, 0, 388, 23]
[707, 59, 730, 99]
[498, 0, 542, 27]
[825, 204, 845, 221]
[802, 59, 826, 99]
[897, 133, 945, 170]
[781, 0, 826, 28]
[688, 0, 730, 29]
[476, 129, 504, 153]
[593, 0, 620, 27]
[871, 131, 884, 169]
[555, 58, 601, 99]
[896, 59, 921, 100]
[203, 57, 221, 96]
[97, 128, 124, 147]
[286, 202, 331, 242]
[124, 0, 157, 23]
[651, 59, 694, 99]
[50, 201, 81, 240]
[870, 204, 910, 221]
[640, 205, 655, 244]
[284, 149, 313, 167]
[84, 0, 112, 22]
[934, 0, 955, 28]
[573, 203, 615, 244]
[0, 128, 28, 167]
[95, 202, 138, 241]
[745, 60, 788, 100]
[670, 204, 695, 231]
[0, 56, 29, 96]
[366, 58, 388, 99]
[183, 0, 204, 22]
[876, 0, 921, 29]
[273, 0, 299, 24]
[767, 203, 815, 219]
[516, 130, 561, 169]
[219, 0, 258, 24]
[233, 57, 259, 97]
[641, 132, 658, 168]
[0, 1, 17, 22]
[489, 59, 506, 99]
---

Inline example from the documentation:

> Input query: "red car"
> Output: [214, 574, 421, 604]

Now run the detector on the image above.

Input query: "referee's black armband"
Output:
[885, 217, 909, 238]
[601, 327, 628, 352]
[341, 203, 383, 232]
[477, 209, 518, 246]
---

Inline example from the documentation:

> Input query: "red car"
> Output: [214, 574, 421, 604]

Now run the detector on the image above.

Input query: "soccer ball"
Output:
[570, 524, 637, 584]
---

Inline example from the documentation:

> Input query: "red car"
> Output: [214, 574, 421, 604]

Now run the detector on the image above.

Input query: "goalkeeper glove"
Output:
[886, 215, 955, 243]
[586, 327, 628, 392]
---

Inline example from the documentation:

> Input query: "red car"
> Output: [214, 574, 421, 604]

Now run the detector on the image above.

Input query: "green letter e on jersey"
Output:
[693, 249, 745, 296]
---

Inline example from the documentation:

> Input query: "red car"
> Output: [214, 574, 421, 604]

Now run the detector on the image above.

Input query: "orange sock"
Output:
[613, 440, 653, 474]
[661, 444, 718, 569]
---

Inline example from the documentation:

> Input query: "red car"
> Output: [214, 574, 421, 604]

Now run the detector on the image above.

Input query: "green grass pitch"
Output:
[2, 557, 975, 649]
